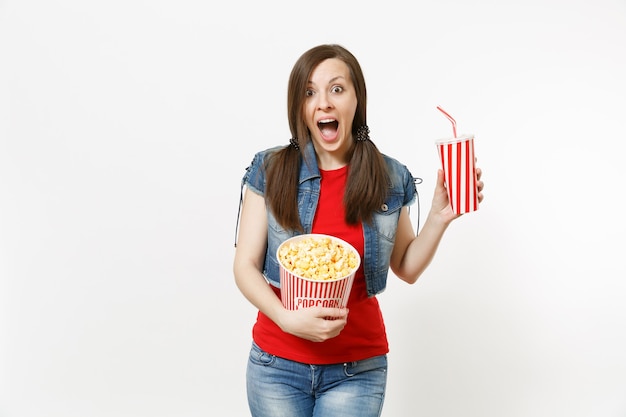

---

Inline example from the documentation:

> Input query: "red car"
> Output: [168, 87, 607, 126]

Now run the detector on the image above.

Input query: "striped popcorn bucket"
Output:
[277, 234, 360, 311]
[436, 134, 479, 214]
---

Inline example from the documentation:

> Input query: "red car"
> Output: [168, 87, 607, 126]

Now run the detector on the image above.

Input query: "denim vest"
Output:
[238, 141, 417, 297]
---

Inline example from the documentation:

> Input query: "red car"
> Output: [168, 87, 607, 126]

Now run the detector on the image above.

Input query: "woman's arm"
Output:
[233, 188, 349, 342]
[390, 168, 484, 284]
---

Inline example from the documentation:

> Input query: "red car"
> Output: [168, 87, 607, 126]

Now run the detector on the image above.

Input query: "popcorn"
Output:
[278, 235, 358, 281]
[277, 234, 361, 310]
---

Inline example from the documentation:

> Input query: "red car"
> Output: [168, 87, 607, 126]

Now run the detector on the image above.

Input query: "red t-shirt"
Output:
[252, 165, 389, 364]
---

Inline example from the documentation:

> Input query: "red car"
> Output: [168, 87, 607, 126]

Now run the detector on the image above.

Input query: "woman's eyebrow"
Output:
[307, 75, 346, 86]
[327, 76, 345, 84]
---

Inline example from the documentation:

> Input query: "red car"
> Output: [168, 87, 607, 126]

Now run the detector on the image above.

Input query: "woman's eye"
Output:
[331, 86, 343, 93]
[305, 89, 315, 97]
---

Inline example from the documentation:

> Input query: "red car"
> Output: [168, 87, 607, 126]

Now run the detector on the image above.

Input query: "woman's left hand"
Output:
[431, 166, 484, 222]
[476, 167, 484, 202]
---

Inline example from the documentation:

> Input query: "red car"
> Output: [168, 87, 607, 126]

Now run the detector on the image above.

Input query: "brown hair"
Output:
[265, 44, 390, 231]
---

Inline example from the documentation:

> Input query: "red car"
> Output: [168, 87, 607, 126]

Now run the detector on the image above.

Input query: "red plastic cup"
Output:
[436, 134, 479, 214]
[277, 234, 360, 310]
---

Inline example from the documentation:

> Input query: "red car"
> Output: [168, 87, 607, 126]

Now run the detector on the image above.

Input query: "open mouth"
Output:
[318, 119, 338, 139]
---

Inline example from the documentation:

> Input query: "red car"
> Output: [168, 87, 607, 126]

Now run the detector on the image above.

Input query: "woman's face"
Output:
[303, 58, 357, 168]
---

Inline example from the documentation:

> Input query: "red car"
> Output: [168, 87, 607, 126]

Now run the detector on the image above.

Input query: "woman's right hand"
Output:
[277, 307, 349, 342]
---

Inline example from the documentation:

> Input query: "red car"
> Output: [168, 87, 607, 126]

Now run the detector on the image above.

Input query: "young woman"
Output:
[233, 44, 484, 417]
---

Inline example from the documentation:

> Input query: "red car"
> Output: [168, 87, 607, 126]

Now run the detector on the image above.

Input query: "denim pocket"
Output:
[343, 355, 388, 378]
[249, 342, 276, 367]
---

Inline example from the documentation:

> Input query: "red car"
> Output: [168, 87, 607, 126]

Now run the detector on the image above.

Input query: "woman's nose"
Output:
[317, 92, 333, 109]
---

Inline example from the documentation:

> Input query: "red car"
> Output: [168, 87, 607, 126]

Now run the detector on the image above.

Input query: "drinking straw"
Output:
[436, 105, 457, 138]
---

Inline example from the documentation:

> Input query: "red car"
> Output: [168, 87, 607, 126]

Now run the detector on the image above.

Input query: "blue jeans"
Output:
[246, 342, 387, 417]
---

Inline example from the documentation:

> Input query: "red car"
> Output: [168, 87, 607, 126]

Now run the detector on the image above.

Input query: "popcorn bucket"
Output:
[277, 234, 360, 310]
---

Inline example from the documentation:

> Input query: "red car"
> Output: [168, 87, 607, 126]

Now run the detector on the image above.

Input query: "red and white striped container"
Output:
[436, 134, 479, 214]
[277, 234, 360, 311]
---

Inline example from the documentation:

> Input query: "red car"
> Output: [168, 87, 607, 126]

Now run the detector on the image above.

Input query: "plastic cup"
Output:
[277, 234, 360, 310]
[435, 134, 479, 214]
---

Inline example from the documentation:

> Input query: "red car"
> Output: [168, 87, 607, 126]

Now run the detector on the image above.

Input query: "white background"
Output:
[1, 1, 625, 416]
